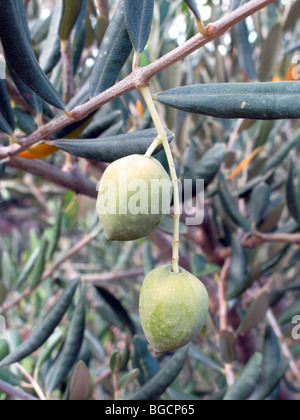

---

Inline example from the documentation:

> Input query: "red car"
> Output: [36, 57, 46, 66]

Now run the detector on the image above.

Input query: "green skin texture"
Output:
[139, 265, 209, 354]
[97, 155, 171, 241]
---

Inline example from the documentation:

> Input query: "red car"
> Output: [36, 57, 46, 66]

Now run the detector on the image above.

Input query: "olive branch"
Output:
[0, 0, 276, 163]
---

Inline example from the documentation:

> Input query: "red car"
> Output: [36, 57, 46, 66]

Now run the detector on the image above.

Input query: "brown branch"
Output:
[149, 230, 191, 271]
[0, 379, 39, 401]
[81, 267, 144, 283]
[243, 231, 300, 248]
[8, 157, 97, 199]
[217, 259, 235, 386]
[266, 309, 300, 386]
[0, 0, 276, 161]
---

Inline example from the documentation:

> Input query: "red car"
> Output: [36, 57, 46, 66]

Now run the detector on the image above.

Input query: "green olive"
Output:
[139, 265, 209, 354]
[97, 154, 171, 241]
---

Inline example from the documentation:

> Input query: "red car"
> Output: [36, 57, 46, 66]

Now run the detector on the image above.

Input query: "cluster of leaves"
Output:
[0, 0, 300, 401]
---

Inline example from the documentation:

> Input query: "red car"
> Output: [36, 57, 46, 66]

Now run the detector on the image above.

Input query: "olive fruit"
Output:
[97, 154, 171, 241]
[139, 265, 209, 354]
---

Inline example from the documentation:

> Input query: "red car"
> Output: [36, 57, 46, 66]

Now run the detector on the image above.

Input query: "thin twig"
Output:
[23, 174, 54, 217]
[148, 230, 191, 271]
[0, 379, 39, 401]
[243, 231, 300, 248]
[15, 363, 46, 401]
[0, 0, 276, 161]
[139, 86, 181, 273]
[81, 267, 144, 282]
[8, 157, 98, 199]
[266, 309, 300, 386]
[218, 259, 235, 387]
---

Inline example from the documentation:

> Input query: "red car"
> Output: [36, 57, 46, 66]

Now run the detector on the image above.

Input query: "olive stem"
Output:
[15, 362, 47, 401]
[144, 136, 161, 158]
[139, 86, 180, 273]
[132, 51, 140, 71]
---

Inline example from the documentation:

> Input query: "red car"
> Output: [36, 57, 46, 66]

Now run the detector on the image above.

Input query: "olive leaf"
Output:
[155, 82, 300, 120]
[128, 345, 189, 401]
[224, 353, 263, 400]
[90, 0, 132, 98]
[55, 128, 174, 162]
[124, 0, 154, 54]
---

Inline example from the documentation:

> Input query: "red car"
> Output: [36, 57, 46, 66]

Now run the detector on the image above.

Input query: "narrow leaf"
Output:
[226, 236, 248, 300]
[119, 369, 140, 391]
[262, 326, 281, 381]
[259, 23, 283, 82]
[233, 20, 257, 81]
[263, 127, 300, 174]
[184, 0, 206, 35]
[90, 0, 132, 98]
[55, 128, 174, 162]
[259, 202, 284, 233]
[127, 345, 189, 401]
[250, 182, 271, 227]
[218, 172, 252, 231]
[79, 110, 122, 139]
[47, 204, 63, 260]
[249, 359, 290, 400]
[224, 353, 263, 400]
[0, 79, 15, 132]
[237, 292, 269, 334]
[189, 344, 224, 372]
[30, 235, 48, 289]
[259, 325, 281, 400]
[59, 0, 83, 41]
[132, 336, 160, 386]
[227, 262, 260, 301]
[46, 285, 86, 391]
[193, 144, 226, 187]
[219, 331, 236, 364]
[283, 0, 300, 31]
[278, 299, 300, 325]
[125, 0, 154, 53]
[95, 287, 136, 335]
[16, 246, 40, 290]
[109, 350, 120, 373]
[286, 161, 300, 226]
[39, 0, 63, 74]
[155, 82, 300, 120]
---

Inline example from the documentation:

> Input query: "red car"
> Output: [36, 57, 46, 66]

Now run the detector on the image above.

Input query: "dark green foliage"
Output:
[155, 82, 300, 119]
[90, 0, 132, 98]
[55, 128, 174, 162]
[128, 345, 189, 400]
[0, 0, 65, 109]
[45, 285, 86, 392]
[125, 0, 154, 53]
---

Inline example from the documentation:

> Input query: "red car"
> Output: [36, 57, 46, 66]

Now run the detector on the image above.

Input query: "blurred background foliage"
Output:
[0, 0, 300, 400]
